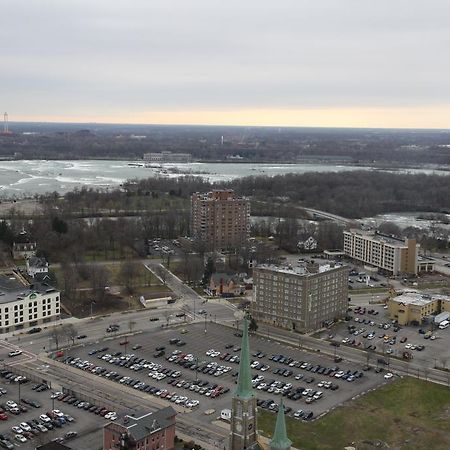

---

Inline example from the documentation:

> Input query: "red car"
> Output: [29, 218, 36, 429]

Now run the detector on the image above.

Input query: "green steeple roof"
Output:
[270, 399, 292, 450]
[235, 317, 254, 399]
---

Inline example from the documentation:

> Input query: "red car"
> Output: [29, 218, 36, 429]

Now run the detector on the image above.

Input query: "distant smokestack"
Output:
[3, 112, 9, 134]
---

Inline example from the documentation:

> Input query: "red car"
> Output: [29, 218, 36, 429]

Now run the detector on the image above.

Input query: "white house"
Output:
[297, 236, 318, 251]
[26, 256, 49, 278]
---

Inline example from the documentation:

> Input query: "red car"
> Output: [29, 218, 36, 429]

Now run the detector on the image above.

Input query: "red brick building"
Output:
[191, 190, 250, 252]
[103, 407, 176, 450]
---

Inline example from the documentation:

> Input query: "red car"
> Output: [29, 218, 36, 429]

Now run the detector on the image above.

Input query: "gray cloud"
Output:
[1, 0, 450, 118]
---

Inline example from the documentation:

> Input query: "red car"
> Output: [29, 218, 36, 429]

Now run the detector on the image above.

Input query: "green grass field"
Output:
[258, 377, 450, 450]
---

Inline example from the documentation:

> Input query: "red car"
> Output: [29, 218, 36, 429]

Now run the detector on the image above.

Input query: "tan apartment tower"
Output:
[191, 190, 250, 252]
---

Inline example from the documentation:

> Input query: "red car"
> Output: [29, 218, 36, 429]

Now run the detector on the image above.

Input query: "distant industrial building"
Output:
[0, 274, 60, 333]
[103, 407, 176, 450]
[251, 263, 348, 332]
[343, 229, 420, 276]
[191, 190, 250, 252]
[143, 151, 192, 163]
[388, 292, 450, 326]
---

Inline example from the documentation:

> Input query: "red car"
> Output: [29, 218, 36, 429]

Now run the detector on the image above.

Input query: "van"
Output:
[438, 320, 449, 330]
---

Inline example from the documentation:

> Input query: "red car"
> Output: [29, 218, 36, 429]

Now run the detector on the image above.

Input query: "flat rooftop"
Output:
[255, 263, 346, 277]
[391, 292, 450, 307]
[346, 229, 409, 247]
[0, 273, 58, 305]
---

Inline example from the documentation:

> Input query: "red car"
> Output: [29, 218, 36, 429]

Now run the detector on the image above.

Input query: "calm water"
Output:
[0, 159, 448, 198]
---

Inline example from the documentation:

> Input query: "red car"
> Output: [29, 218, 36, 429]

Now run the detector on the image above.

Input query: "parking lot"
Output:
[58, 321, 386, 426]
[0, 366, 115, 450]
[320, 303, 450, 369]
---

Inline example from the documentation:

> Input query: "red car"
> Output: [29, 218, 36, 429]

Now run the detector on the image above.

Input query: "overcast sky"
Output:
[1, 0, 450, 128]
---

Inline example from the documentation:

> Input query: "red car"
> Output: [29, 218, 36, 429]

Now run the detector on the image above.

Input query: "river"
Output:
[0, 159, 449, 198]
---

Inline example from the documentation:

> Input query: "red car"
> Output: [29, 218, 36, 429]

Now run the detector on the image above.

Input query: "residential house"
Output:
[26, 256, 49, 278]
[207, 272, 246, 297]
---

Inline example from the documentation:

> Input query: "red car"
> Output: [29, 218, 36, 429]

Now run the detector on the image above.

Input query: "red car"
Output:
[119, 340, 129, 346]
[0, 413, 8, 420]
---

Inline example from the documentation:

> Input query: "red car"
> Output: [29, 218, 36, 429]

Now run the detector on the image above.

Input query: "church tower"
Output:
[229, 318, 258, 450]
[269, 399, 292, 450]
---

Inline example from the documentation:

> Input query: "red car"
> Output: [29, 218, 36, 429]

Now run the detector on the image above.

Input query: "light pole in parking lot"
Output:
[204, 314, 207, 333]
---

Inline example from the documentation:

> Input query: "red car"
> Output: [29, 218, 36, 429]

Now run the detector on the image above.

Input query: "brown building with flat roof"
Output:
[103, 407, 176, 450]
[191, 190, 250, 252]
[251, 263, 349, 332]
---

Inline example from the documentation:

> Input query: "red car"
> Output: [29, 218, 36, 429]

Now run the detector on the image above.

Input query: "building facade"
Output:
[251, 264, 348, 332]
[191, 190, 250, 252]
[0, 276, 60, 334]
[12, 241, 37, 260]
[103, 407, 176, 450]
[343, 229, 418, 276]
[143, 151, 192, 163]
[388, 292, 450, 325]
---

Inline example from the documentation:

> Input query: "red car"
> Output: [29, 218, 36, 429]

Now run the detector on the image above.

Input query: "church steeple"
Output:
[229, 317, 258, 450]
[235, 317, 254, 399]
[270, 399, 292, 450]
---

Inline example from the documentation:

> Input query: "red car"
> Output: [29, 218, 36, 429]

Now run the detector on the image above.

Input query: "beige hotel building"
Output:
[343, 229, 419, 276]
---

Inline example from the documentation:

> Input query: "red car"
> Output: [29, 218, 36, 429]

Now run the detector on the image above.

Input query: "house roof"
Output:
[211, 272, 239, 284]
[36, 442, 73, 450]
[27, 256, 48, 268]
[123, 406, 176, 442]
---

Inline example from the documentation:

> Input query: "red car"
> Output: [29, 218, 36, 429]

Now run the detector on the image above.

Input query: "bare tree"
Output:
[119, 260, 141, 294]
[62, 324, 78, 345]
[89, 264, 110, 301]
[50, 325, 64, 350]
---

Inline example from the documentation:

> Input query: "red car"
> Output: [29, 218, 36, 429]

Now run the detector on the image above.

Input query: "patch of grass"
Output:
[258, 377, 450, 450]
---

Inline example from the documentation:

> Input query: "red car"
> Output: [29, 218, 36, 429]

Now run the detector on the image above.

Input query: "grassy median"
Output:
[258, 377, 450, 450]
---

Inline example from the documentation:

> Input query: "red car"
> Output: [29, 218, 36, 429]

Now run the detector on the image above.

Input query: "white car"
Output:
[6, 400, 17, 408]
[105, 411, 116, 419]
[8, 350, 23, 357]
[51, 391, 63, 399]
[384, 372, 394, 380]
[40, 414, 52, 423]
[15, 434, 27, 443]
[404, 343, 412, 349]
[20, 422, 31, 432]
[52, 409, 65, 418]
[12, 426, 23, 434]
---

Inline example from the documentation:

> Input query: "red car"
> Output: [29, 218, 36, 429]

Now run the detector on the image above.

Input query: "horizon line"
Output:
[6, 119, 450, 132]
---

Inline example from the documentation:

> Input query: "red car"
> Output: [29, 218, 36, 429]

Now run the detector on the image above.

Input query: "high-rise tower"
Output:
[229, 318, 259, 450]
